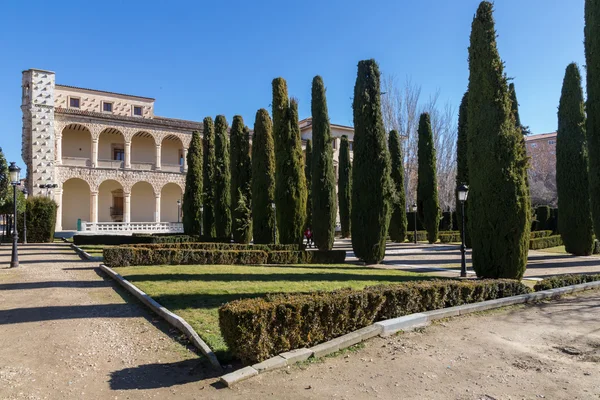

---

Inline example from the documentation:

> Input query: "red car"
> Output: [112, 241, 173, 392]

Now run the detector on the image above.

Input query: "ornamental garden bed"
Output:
[112, 263, 434, 361]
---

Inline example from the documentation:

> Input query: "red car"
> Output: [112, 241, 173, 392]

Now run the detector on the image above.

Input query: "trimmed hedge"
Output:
[104, 247, 268, 267]
[439, 232, 461, 243]
[124, 242, 304, 251]
[266, 250, 346, 265]
[530, 230, 553, 239]
[534, 274, 600, 291]
[406, 231, 428, 242]
[219, 279, 530, 363]
[529, 235, 563, 250]
[18, 196, 57, 243]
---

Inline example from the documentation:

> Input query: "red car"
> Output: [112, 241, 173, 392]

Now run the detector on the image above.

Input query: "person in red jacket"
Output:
[304, 227, 313, 248]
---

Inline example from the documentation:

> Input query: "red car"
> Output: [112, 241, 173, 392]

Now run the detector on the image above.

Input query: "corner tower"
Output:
[21, 68, 56, 196]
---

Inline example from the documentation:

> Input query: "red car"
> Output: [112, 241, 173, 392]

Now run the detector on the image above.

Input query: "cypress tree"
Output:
[388, 130, 408, 242]
[0, 147, 10, 209]
[467, 1, 531, 279]
[202, 117, 216, 238]
[251, 109, 276, 244]
[509, 83, 529, 135]
[338, 135, 352, 238]
[230, 115, 252, 243]
[557, 63, 594, 255]
[304, 139, 313, 229]
[182, 131, 203, 235]
[272, 78, 307, 244]
[351, 59, 392, 264]
[585, 0, 600, 239]
[214, 115, 232, 239]
[417, 113, 441, 244]
[456, 91, 471, 247]
[311, 76, 337, 250]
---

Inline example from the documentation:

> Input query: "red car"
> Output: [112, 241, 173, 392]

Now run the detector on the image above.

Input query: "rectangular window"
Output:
[133, 106, 143, 116]
[179, 150, 184, 166]
[103, 102, 113, 112]
[69, 97, 80, 108]
[530, 143, 538, 148]
[349, 141, 354, 151]
[332, 139, 337, 150]
[113, 148, 125, 161]
[548, 140, 556, 145]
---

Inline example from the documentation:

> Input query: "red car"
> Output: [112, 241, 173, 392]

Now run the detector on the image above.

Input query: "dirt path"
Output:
[1, 243, 599, 399]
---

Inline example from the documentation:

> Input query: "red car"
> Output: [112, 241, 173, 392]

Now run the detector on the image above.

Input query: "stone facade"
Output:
[21, 68, 202, 231]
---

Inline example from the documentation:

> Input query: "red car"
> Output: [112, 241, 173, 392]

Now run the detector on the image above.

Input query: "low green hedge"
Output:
[439, 232, 461, 243]
[125, 242, 304, 251]
[266, 250, 346, 264]
[529, 235, 563, 250]
[533, 274, 600, 291]
[406, 231, 428, 242]
[103, 247, 268, 267]
[530, 230, 553, 239]
[219, 279, 531, 363]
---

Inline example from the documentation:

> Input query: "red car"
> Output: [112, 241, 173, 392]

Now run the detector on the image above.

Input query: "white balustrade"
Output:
[130, 162, 154, 171]
[62, 157, 91, 167]
[162, 163, 184, 173]
[80, 221, 183, 234]
[97, 159, 124, 169]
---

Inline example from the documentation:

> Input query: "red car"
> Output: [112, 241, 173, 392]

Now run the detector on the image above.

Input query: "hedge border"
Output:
[220, 279, 600, 386]
[529, 235, 563, 250]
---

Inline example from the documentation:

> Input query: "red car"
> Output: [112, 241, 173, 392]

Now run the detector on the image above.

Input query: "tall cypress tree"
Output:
[251, 109, 276, 244]
[214, 115, 232, 239]
[467, 1, 531, 279]
[338, 135, 352, 238]
[0, 147, 10, 209]
[557, 63, 594, 256]
[311, 76, 337, 250]
[417, 113, 440, 244]
[585, 0, 600, 239]
[388, 130, 408, 242]
[456, 91, 471, 247]
[272, 78, 307, 244]
[202, 117, 216, 238]
[351, 59, 392, 264]
[230, 115, 252, 243]
[509, 83, 529, 135]
[182, 131, 203, 235]
[305, 139, 313, 229]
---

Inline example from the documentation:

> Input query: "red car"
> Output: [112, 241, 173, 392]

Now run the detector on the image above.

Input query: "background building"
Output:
[525, 132, 557, 206]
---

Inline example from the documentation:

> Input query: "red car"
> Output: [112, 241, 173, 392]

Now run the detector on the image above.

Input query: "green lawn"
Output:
[537, 245, 600, 256]
[113, 263, 434, 360]
[79, 245, 109, 257]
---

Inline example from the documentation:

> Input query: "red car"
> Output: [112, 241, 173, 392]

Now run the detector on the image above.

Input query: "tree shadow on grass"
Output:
[0, 280, 110, 290]
[109, 358, 220, 390]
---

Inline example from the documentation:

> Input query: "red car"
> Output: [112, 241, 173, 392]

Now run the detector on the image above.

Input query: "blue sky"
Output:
[0, 0, 585, 170]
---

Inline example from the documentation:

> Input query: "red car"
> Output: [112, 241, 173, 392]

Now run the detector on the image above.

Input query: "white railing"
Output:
[62, 157, 91, 167]
[80, 221, 183, 234]
[98, 159, 124, 169]
[162, 163, 184, 173]
[130, 162, 155, 171]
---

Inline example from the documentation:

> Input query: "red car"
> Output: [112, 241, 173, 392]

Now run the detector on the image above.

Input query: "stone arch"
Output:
[161, 182, 183, 223]
[62, 178, 90, 230]
[98, 127, 125, 165]
[61, 123, 92, 164]
[131, 130, 156, 168]
[161, 134, 184, 171]
[98, 179, 124, 223]
[131, 181, 156, 222]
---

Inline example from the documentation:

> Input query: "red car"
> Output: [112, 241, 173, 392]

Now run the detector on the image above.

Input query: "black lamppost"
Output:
[176, 199, 181, 223]
[23, 188, 28, 244]
[199, 205, 204, 236]
[457, 183, 469, 278]
[9, 162, 21, 268]
[271, 201, 277, 244]
[411, 203, 418, 244]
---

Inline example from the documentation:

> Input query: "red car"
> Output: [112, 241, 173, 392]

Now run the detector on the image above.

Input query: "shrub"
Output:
[529, 235, 563, 250]
[406, 231, 428, 242]
[230, 116, 252, 244]
[439, 232, 462, 243]
[183, 131, 203, 235]
[203, 117, 217, 238]
[351, 59, 392, 264]
[103, 247, 268, 267]
[388, 130, 408, 243]
[304, 139, 313, 230]
[338, 135, 352, 238]
[73, 234, 154, 246]
[535, 206, 552, 231]
[406, 212, 424, 231]
[456, 91, 471, 248]
[266, 250, 345, 265]
[214, 115, 232, 239]
[467, 2, 531, 279]
[18, 196, 57, 243]
[219, 279, 530, 363]
[530, 230, 553, 239]
[125, 242, 304, 251]
[439, 212, 455, 232]
[417, 113, 441, 244]
[534, 274, 600, 291]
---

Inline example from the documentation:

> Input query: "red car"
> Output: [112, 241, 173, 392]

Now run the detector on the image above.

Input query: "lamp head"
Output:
[457, 184, 469, 202]
[8, 162, 20, 185]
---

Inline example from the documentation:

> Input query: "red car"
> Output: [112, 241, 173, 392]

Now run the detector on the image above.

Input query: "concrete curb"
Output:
[98, 264, 222, 371]
[219, 280, 600, 386]
[70, 243, 102, 262]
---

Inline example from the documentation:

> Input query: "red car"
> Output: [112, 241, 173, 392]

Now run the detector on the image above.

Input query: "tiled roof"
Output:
[525, 132, 556, 141]
[55, 107, 203, 131]
[299, 117, 354, 131]
[55, 84, 155, 101]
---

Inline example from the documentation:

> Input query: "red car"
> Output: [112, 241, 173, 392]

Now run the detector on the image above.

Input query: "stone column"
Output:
[56, 134, 62, 165]
[155, 193, 161, 222]
[55, 188, 63, 231]
[155, 143, 162, 170]
[91, 138, 99, 167]
[124, 140, 131, 169]
[90, 191, 98, 223]
[123, 191, 131, 223]
[183, 147, 188, 172]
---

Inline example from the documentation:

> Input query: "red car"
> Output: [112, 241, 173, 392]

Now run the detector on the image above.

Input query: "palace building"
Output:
[21, 68, 355, 234]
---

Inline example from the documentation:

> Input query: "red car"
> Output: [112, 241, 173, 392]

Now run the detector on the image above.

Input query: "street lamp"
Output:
[23, 188, 28, 244]
[457, 183, 469, 278]
[411, 203, 418, 244]
[9, 162, 21, 268]
[271, 201, 277, 244]
[176, 199, 181, 223]
[199, 205, 204, 237]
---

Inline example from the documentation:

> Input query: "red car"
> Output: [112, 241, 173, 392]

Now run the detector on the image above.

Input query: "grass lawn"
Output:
[537, 245, 600, 256]
[113, 263, 435, 361]
[79, 245, 109, 257]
